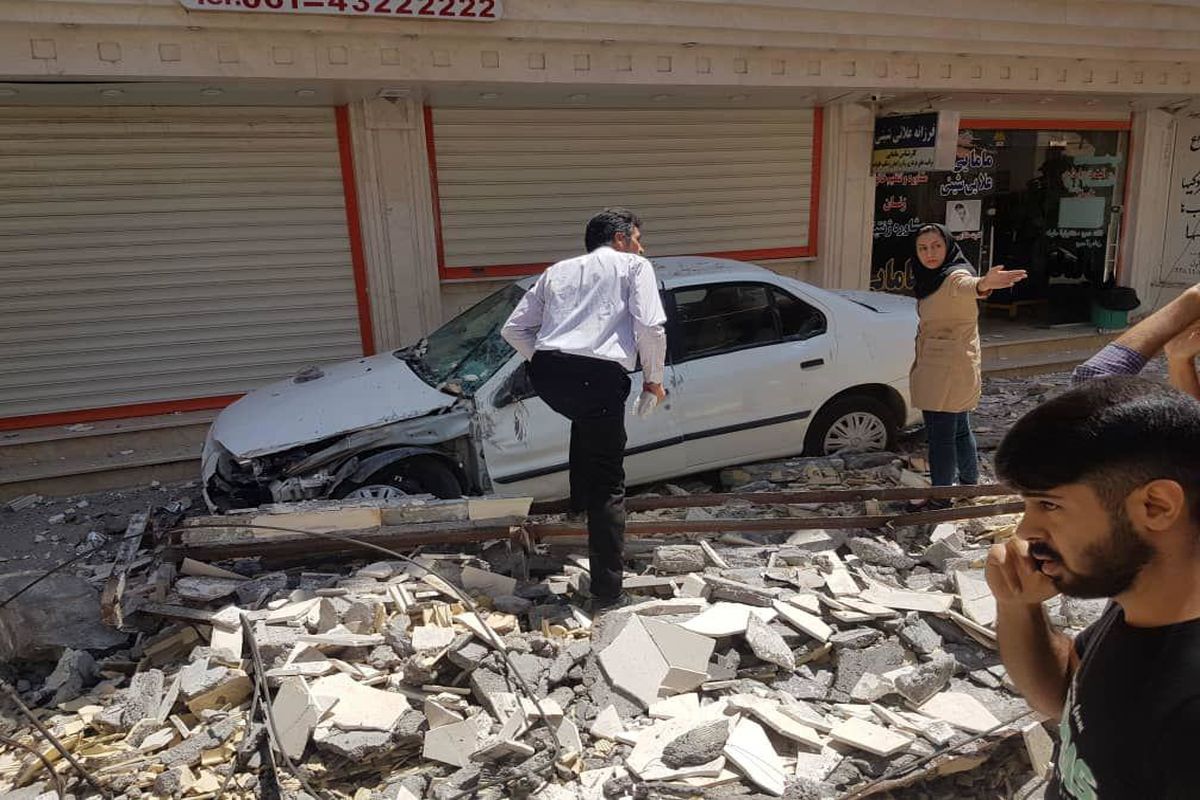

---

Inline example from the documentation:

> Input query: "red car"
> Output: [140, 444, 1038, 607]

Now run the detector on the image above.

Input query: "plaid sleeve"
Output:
[1071, 343, 1148, 385]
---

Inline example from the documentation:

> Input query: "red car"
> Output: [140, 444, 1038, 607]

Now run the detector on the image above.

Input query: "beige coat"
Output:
[910, 269, 987, 413]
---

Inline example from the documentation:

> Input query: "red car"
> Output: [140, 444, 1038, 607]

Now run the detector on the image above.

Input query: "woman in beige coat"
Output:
[909, 224, 1025, 501]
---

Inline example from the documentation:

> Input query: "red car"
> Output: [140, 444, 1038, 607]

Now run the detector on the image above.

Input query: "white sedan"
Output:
[202, 257, 919, 510]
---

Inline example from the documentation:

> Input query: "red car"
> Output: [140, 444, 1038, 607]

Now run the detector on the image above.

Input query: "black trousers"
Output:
[529, 350, 631, 601]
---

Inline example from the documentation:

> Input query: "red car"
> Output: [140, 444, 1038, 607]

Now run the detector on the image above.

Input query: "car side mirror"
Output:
[493, 362, 537, 409]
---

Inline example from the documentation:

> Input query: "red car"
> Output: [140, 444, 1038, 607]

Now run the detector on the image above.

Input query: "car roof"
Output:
[513, 255, 790, 291]
[649, 256, 782, 289]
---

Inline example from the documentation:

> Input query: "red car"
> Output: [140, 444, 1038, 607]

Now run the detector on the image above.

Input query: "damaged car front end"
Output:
[202, 284, 527, 512]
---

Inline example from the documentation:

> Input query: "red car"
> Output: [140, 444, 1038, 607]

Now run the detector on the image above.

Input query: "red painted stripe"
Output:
[335, 105, 376, 356]
[0, 395, 242, 432]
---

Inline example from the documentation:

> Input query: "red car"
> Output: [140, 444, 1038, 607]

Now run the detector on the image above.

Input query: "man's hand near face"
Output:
[988, 536, 1075, 719]
[986, 537, 1060, 608]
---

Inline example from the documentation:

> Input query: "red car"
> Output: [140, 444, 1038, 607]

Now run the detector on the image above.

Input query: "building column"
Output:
[1122, 108, 1178, 313]
[348, 97, 443, 350]
[814, 102, 876, 290]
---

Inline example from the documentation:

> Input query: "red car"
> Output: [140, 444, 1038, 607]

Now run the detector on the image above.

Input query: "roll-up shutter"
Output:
[430, 107, 818, 273]
[0, 106, 364, 421]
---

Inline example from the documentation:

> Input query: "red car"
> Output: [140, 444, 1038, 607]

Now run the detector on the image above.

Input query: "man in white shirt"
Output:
[502, 208, 667, 611]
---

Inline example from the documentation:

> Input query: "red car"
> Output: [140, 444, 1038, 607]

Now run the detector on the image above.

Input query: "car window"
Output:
[672, 284, 778, 359]
[397, 283, 524, 395]
[773, 288, 827, 341]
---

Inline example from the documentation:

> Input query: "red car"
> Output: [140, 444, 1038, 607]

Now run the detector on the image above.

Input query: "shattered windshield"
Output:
[397, 284, 526, 396]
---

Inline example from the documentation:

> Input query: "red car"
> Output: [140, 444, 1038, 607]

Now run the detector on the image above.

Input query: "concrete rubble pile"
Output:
[0, 452, 1104, 799]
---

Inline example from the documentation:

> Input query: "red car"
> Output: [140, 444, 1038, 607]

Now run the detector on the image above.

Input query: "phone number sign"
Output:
[179, 0, 501, 21]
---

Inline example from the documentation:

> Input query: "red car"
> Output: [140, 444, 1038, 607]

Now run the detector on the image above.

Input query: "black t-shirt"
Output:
[1047, 604, 1200, 799]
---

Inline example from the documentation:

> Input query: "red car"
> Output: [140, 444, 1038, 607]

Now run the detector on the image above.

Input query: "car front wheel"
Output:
[803, 395, 896, 456]
[335, 455, 464, 500]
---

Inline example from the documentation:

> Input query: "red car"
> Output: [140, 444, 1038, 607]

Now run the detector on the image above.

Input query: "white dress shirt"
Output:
[501, 246, 668, 384]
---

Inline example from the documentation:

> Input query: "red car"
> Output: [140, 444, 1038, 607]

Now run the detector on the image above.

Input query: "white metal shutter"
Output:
[0, 106, 363, 419]
[431, 108, 815, 269]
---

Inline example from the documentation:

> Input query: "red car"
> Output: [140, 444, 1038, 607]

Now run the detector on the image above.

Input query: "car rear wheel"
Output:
[335, 455, 463, 500]
[804, 395, 896, 456]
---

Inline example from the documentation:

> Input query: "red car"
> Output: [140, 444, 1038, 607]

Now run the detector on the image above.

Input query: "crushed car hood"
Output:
[209, 353, 458, 459]
[835, 290, 918, 315]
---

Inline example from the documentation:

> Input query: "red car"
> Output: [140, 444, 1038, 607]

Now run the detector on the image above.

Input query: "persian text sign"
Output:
[871, 111, 959, 173]
[179, 0, 501, 22]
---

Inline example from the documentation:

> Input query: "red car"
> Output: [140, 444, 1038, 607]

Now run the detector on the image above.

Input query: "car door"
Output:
[475, 353, 685, 502]
[666, 281, 839, 471]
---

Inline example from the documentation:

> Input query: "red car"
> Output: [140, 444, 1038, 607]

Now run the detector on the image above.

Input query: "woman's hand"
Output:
[979, 265, 1028, 293]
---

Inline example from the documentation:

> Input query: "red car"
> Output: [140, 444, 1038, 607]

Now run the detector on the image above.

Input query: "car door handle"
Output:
[801, 358, 825, 370]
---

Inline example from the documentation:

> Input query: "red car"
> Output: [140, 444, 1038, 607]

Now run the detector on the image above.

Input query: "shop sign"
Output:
[178, 0, 501, 21]
[1164, 114, 1200, 278]
[871, 111, 959, 173]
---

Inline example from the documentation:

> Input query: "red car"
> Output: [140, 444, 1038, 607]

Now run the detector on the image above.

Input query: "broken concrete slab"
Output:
[662, 718, 730, 769]
[723, 716, 786, 797]
[271, 677, 325, 760]
[649, 693, 700, 720]
[893, 652, 956, 706]
[460, 565, 518, 598]
[423, 717, 481, 768]
[744, 613, 795, 671]
[726, 694, 822, 750]
[309, 673, 410, 732]
[589, 705, 623, 741]
[1022, 721, 1055, 779]
[859, 582, 955, 614]
[954, 570, 997, 628]
[425, 698, 466, 729]
[847, 537, 916, 570]
[652, 545, 707, 575]
[680, 602, 777, 637]
[469, 737, 535, 764]
[642, 617, 714, 694]
[0, 572, 128, 662]
[829, 717, 914, 757]
[627, 705, 730, 781]
[597, 615, 670, 709]
[916, 691, 1002, 734]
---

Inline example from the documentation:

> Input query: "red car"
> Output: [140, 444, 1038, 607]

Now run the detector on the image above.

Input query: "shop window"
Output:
[870, 125, 1128, 325]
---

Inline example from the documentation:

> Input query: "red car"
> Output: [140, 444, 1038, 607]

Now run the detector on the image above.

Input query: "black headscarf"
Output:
[912, 223, 976, 300]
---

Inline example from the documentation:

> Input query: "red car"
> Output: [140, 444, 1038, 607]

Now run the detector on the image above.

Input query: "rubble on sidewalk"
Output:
[0, 454, 1072, 799]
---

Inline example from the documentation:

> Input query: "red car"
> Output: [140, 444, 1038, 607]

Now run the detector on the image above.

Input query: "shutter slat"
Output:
[0, 106, 362, 419]
[431, 106, 814, 269]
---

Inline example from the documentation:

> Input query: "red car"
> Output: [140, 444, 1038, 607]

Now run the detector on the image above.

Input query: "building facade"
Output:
[1, 0, 1198, 431]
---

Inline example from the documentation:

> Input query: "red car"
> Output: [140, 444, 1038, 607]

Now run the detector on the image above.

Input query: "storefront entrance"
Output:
[870, 119, 1130, 327]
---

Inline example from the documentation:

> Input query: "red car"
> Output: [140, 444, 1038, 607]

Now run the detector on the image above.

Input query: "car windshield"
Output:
[396, 283, 526, 396]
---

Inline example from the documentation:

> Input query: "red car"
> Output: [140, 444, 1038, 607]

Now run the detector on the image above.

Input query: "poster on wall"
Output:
[871, 112, 960, 174]
[946, 199, 982, 233]
[1162, 113, 1200, 279]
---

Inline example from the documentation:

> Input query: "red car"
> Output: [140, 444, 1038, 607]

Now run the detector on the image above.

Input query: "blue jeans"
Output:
[922, 411, 979, 487]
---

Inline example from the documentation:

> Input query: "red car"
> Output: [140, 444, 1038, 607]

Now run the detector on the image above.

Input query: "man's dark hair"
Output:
[585, 207, 642, 252]
[996, 376, 1200, 520]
